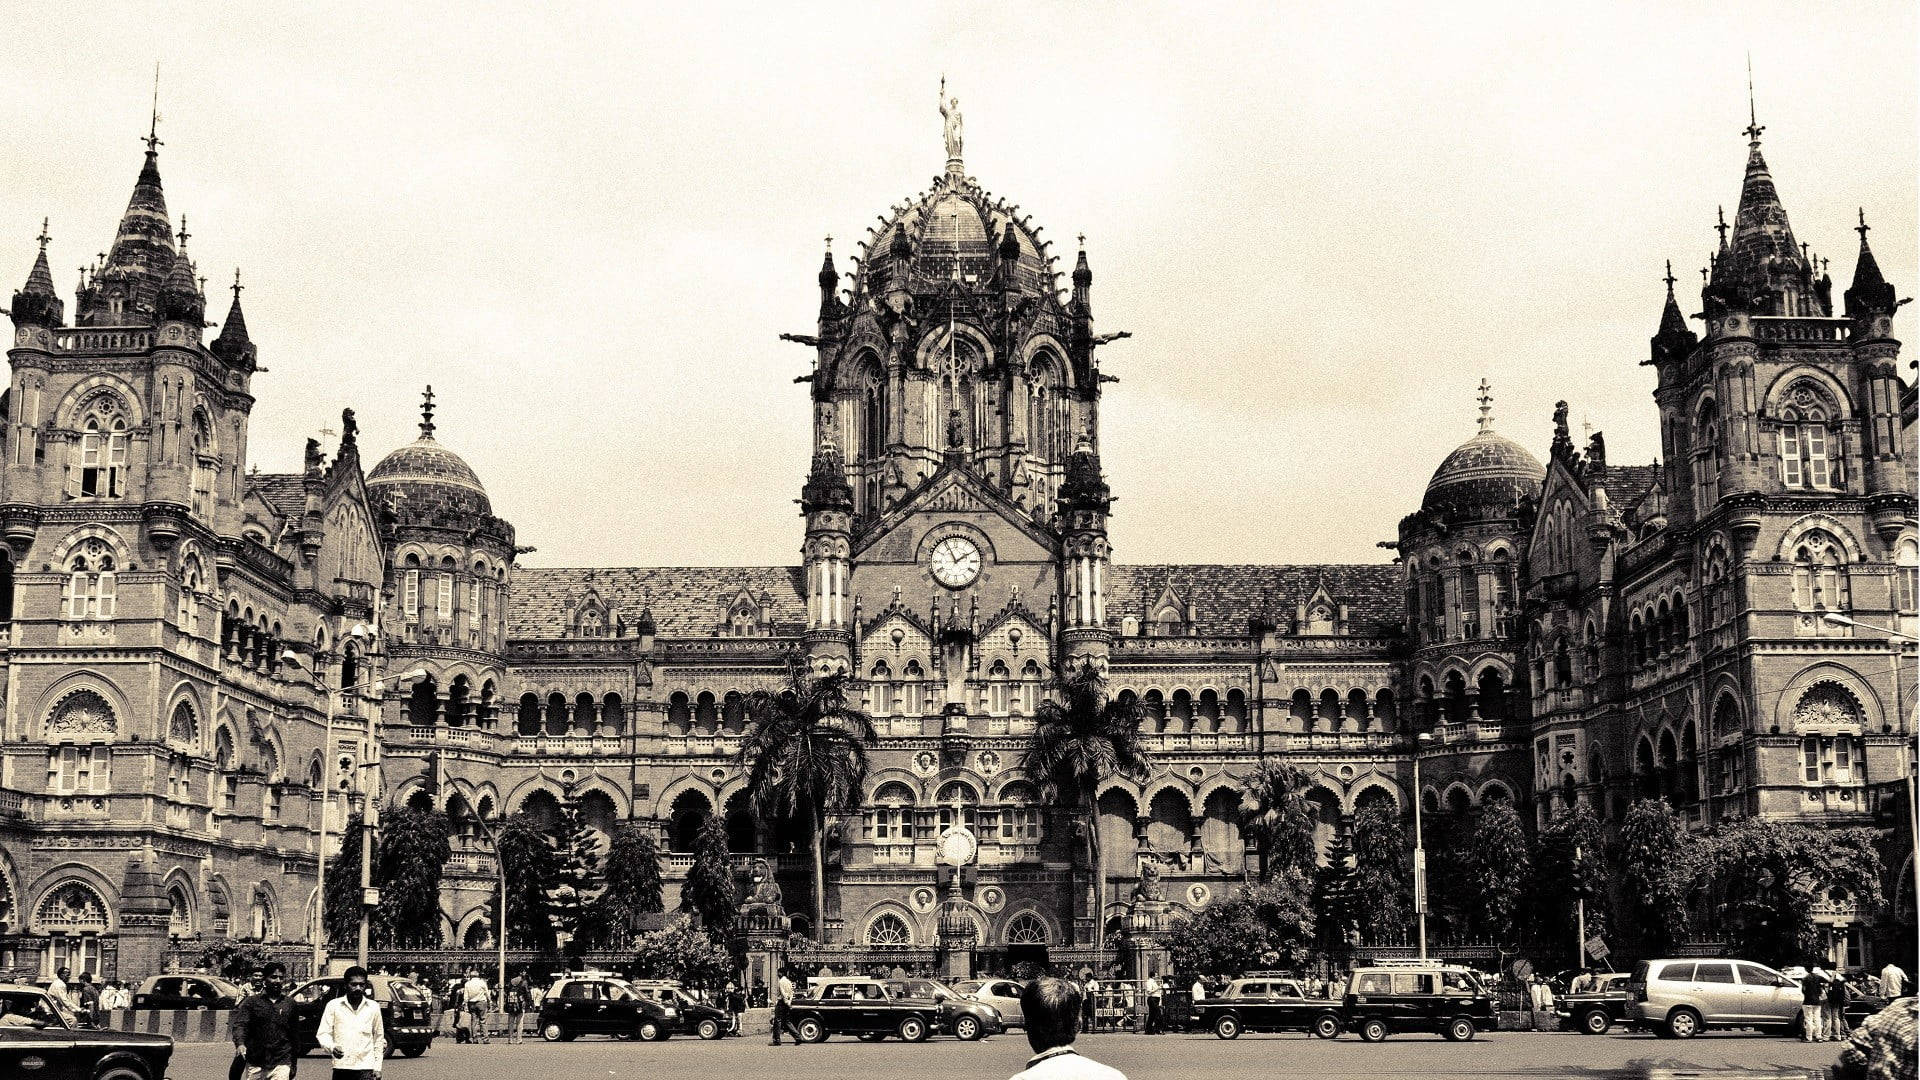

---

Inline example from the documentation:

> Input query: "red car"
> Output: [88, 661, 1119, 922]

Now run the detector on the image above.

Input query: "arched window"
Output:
[517, 693, 540, 736]
[902, 661, 925, 716]
[1459, 559, 1481, 638]
[936, 781, 978, 834]
[667, 791, 712, 853]
[167, 882, 193, 938]
[1552, 639, 1573, 688]
[869, 662, 892, 717]
[214, 727, 237, 810]
[1017, 660, 1042, 716]
[1171, 688, 1194, 726]
[545, 692, 568, 736]
[1143, 689, 1166, 727]
[1005, 911, 1049, 944]
[190, 410, 217, 518]
[1897, 538, 1918, 616]
[1443, 670, 1468, 723]
[1372, 689, 1395, 730]
[1225, 688, 1248, 726]
[37, 881, 109, 976]
[694, 691, 718, 735]
[987, 661, 1011, 715]
[998, 781, 1039, 842]
[1694, 400, 1722, 509]
[868, 781, 915, 841]
[446, 676, 471, 727]
[666, 692, 691, 733]
[1199, 689, 1223, 729]
[1290, 688, 1313, 724]
[409, 677, 438, 727]
[574, 692, 597, 733]
[601, 693, 625, 735]
[1476, 668, 1506, 721]
[1791, 531, 1850, 618]
[722, 691, 746, 733]
[62, 540, 116, 621]
[1777, 388, 1838, 490]
[865, 912, 912, 945]
[74, 395, 130, 499]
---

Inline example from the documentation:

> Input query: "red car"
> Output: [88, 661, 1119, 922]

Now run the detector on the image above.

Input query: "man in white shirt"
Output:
[769, 967, 802, 1046]
[1142, 976, 1163, 1035]
[1879, 961, 1906, 998]
[317, 967, 386, 1080]
[1010, 978, 1125, 1080]
[1190, 977, 1205, 1003]
[460, 972, 491, 1044]
[1080, 979, 1099, 1033]
[47, 967, 70, 1010]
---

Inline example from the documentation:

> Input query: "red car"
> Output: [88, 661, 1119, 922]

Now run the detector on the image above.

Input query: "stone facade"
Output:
[0, 117, 1910, 979]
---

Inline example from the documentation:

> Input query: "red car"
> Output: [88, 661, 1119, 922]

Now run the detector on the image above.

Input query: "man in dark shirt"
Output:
[232, 962, 297, 1080]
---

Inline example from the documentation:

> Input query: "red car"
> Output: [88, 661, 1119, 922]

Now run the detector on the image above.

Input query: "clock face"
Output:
[929, 536, 982, 588]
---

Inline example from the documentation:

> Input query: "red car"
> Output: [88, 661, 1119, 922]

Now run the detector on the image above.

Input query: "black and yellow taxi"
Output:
[1340, 965, 1497, 1042]
[1195, 977, 1345, 1039]
[0, 982, 173, 1080]
[538, 972, 676, 1042]
[289, 973, 436, 1058]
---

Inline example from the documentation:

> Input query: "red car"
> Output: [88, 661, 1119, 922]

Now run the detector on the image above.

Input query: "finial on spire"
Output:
[823, 234, 832, 252]
[1714, 205, 1729, 249]
[1743, 55, 1764, 145]
[144, 62, 163, 154]
[36, 218, 50, 251]
[1475, 378, 1494, 433]
[230, 267, 243, 301]
[1856, 207, 1870, 241]
[420, 385, 436, 438]
[176, 215, 189, 249]
[1077, 233, 1086, 250]
[1663, 259, 1676, 293]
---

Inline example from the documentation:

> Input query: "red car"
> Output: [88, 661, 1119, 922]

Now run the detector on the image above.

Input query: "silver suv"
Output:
[1626, 958, 1802, 1038]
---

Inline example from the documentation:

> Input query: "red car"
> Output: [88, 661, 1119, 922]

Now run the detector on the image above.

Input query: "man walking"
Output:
[48, 967, 71, 1011]
[1142, 975, 1162, 1035]
[1008, 978, 1125, 1080]
[1827, 970, 1852, 1042]
[1802, 965, 1832, 1042]
[1081, 977, 1098, 1034]
[503, 973, 529, 1044]
[232, 962, 297, 1080]
[461, 970, 491, 1043]
[769, 966, 802, 1046]
[316, 966, 386, 1080]
[1878, 960, 1906, 999]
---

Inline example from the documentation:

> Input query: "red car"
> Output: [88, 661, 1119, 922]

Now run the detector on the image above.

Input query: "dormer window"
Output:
[729, 603, 757, 637]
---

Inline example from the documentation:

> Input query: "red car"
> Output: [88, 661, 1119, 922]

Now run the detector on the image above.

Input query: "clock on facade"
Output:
[929, 535, 982, 588]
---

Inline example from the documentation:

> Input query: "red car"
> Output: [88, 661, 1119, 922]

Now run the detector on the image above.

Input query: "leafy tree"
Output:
[201, 940, 274, 980]
[1169, 870, 1316, 977]
[494, 811, 562, 949]
[1615, 798, 1703, 951]
[546, 798, 604, 951]
[1018, 662, 1151, 949]
[373, 807, 452, 948]
[740, 662, 878, 936]
[1240, 760, 1318, 881]
[1462, 800, 1531, 942]
[1700, 819, 1884, 966]
[681, 813, 737, 934]
[324, 813, 367, 950]
[1348, 801, 1411, 942]
[1312, 827, 1360, 952]
[1528, 805, 1608, 956]
[585, 824, 665, 950]
[631, 916, 736, 988]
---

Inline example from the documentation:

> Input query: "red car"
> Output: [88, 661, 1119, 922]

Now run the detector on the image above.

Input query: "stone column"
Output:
[115, 855, 173, 984]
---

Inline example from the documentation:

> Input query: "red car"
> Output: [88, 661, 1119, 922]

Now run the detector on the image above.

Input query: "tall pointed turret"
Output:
[158, 218, 205, 325]
[1704, 112, 1824, 319]
[210, 269, 256, 368]
[80, 149, 176, 325]
[1844, 209, 1897, 323]
[10, 220, 64, 328]
[1651, 261, 1697, 365]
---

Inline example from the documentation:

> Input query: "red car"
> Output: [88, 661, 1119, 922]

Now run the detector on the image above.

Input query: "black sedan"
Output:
[130, 973, 244, 1010]
[0, 983, 173, 1080]
[289, 975, 436, 1057]
[1556, 972, 1632, 1034]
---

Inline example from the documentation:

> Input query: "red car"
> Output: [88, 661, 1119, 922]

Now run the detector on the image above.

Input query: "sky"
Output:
[2, 2, 1913, 570]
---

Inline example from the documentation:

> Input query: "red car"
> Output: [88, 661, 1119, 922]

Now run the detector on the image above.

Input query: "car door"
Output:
[1391, 971, 1436, 1031]
[0, 1025, 81, 1079]
[816, 983, 859, 1032]
[1734, 963, 1800, 1026]
[988, 981, 1024, 1026]
[1691, 962, 1740, 1024]
[1272, 982, 1315, 1030]
[556, 981, 598, 1033]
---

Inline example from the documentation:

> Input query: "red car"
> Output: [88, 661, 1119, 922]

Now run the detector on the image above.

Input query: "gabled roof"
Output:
[244, 473, 307, 521]
[507, 566, 807, 639]
[1605, 464, 1662, 512]
[1106, 564, 1403, 637]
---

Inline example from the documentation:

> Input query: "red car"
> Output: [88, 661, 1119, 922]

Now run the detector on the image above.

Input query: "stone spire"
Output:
[419, 385, 437, 439]
[1705, 108, 1819, 317]
[210, 268, 255, 368]
[1844, 209, 1897, 318]
[11, 219, 64, 327]
[1475, 378, 1495, 433]
[158, 216, 205, 325]
[801, 437, 854, 514]
[1651, 259, 1697, 365]
[817, 236, 841, 320]
[84, 148, 176, 324]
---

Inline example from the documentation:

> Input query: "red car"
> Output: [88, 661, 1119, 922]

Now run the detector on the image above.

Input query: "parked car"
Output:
[1556, 972, 1632, 1034]
[1625, 959, 1802, 1038]
[289, 974, 436, 1058]
[790, 977, 1001, 1042]
[1195, 977, 1345, 1040]
[0, 982, 173, 1080]
[130, 974, 243, 1010]
[883, 979, 1005, 1039]
[1341, 965, 1497, 1041]
[951, 977, 1027, 1028]
[537, 973, 675, 1041]
[626, 981, 730, 1040]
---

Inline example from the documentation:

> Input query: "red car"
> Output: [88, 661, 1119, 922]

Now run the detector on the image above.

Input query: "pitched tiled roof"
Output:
[1106, 563, 1404, 636]
[1607, 464, 1662, 512]
[507, 566, 808, 639]
[245, 473, 307, 521]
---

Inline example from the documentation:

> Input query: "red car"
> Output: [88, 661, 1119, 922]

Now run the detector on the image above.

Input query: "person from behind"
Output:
[1831, 994, 1916, 1080]
[1010, 978, 1125, 1080]
[232, 962, 297, 1080]
[1802, 965, 1832, 1042]
[769, 965, 802, 1047]
[1828, 969, 1853, 1042]
[1878, 960, 1907, 999]
[316, 966, 386, 1080]
[504, 973, 529, 1044]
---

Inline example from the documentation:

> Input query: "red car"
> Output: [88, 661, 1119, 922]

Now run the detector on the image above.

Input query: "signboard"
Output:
[1412, 850, 1428, 914]
[362, 888, 382, 907]
[1585, 936, 1609, 960]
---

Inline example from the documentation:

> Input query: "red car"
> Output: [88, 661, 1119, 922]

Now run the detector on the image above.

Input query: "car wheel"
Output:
[1581, 1009, 1611, 1036]
[1214, 1015, 1240, 1040]
[400, 1045, 427, 1058]
[1358, 1019, 1388, 1043]
[540, 1021, 566, 1042]
[1312, 1014, 1342, 1040]
[1665, 1008, 1701, 1040]
[697, 1017, 723, 1040]
[1447, 1018, 1476, 1042]
[94, 1065, 150, 1080]
[898, 1016, 929, 1043]
[797, 1017, 827, 1043]
[954, 1015, 982, 1041]
[639, 1020, 666, 1042]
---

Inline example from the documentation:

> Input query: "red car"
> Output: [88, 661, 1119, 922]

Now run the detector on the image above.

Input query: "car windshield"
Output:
[952, 981, 983, 995]
[385, 980, 430, 1004]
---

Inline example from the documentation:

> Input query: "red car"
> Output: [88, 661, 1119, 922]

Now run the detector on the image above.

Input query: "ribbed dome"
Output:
[1422, 430, 1544, 515]
[367, 388, 490, 516]
[863, 172, 1058, 297]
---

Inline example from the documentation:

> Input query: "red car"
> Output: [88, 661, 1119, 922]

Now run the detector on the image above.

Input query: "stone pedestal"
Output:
[116, 856, 173, 982]
[735, 914, 789, 996]
[1125, 900, 1173, 981]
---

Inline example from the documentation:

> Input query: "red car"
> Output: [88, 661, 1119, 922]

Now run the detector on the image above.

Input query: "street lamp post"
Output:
[1821, 612, 1919, 916]
[1410, 730, 1434, 960]
[447, 776, 509, 999]
[356, 667, 429, 970]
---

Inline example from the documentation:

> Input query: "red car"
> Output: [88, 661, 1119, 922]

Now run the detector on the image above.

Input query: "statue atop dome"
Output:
[939, 75, 963, 163]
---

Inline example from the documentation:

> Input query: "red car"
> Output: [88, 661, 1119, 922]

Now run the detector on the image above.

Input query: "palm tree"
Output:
[739, 661, 877, 938]
[1019, 662, 1150, 949]
[1241, 759, 1317, 880]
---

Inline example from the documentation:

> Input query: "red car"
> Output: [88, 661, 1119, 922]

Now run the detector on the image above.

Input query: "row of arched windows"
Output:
[1628, 593, 1690, 668]
[1115, 687, 1256, 733]
[1414, 669, 1508, 724]
[1406, 549, 1517, 646]
[509, 690, 621, 735]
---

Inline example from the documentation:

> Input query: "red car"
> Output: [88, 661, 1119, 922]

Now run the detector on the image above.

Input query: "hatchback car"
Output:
[289, 975, 436, 1058]
[538, 974, 676, 1041]
[130, 974, 243, 1010]
[1626, 959, 1802, 1038]
[627, 981, 729, 1039]
[1341, 965, 1496, 1041]
[952, 978, 1026, 1028]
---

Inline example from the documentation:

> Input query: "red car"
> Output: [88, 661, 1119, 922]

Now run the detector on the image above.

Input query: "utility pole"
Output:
[1574, 843, 1586, 971]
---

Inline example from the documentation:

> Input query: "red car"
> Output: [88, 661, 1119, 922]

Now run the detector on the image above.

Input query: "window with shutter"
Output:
[437, 575, 452, 619]
[404, 571, 419, 619]
[1779, 427, 1802, 487]
[91, 746, 110, 794]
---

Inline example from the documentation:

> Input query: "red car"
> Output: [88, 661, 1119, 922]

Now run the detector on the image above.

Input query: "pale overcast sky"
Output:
[2, 2, 1913, 569]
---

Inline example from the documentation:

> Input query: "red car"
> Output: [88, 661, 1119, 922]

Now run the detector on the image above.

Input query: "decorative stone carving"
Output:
[47, 689, 116, 737]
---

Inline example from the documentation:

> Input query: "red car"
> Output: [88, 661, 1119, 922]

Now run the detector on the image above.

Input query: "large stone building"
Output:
[0, 109, 1910, 979]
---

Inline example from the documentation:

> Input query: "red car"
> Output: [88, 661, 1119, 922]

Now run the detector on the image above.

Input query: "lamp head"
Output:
[278, 649, 303, 667]
[400, 668, 429, 681]
[1820, 613, 1856, 628]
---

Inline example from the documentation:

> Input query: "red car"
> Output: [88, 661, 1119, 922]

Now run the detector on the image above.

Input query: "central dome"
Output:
[366, 390, 492, 519]
[860, 171, 1061, 300]
[1422, 429, 1544, 515]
